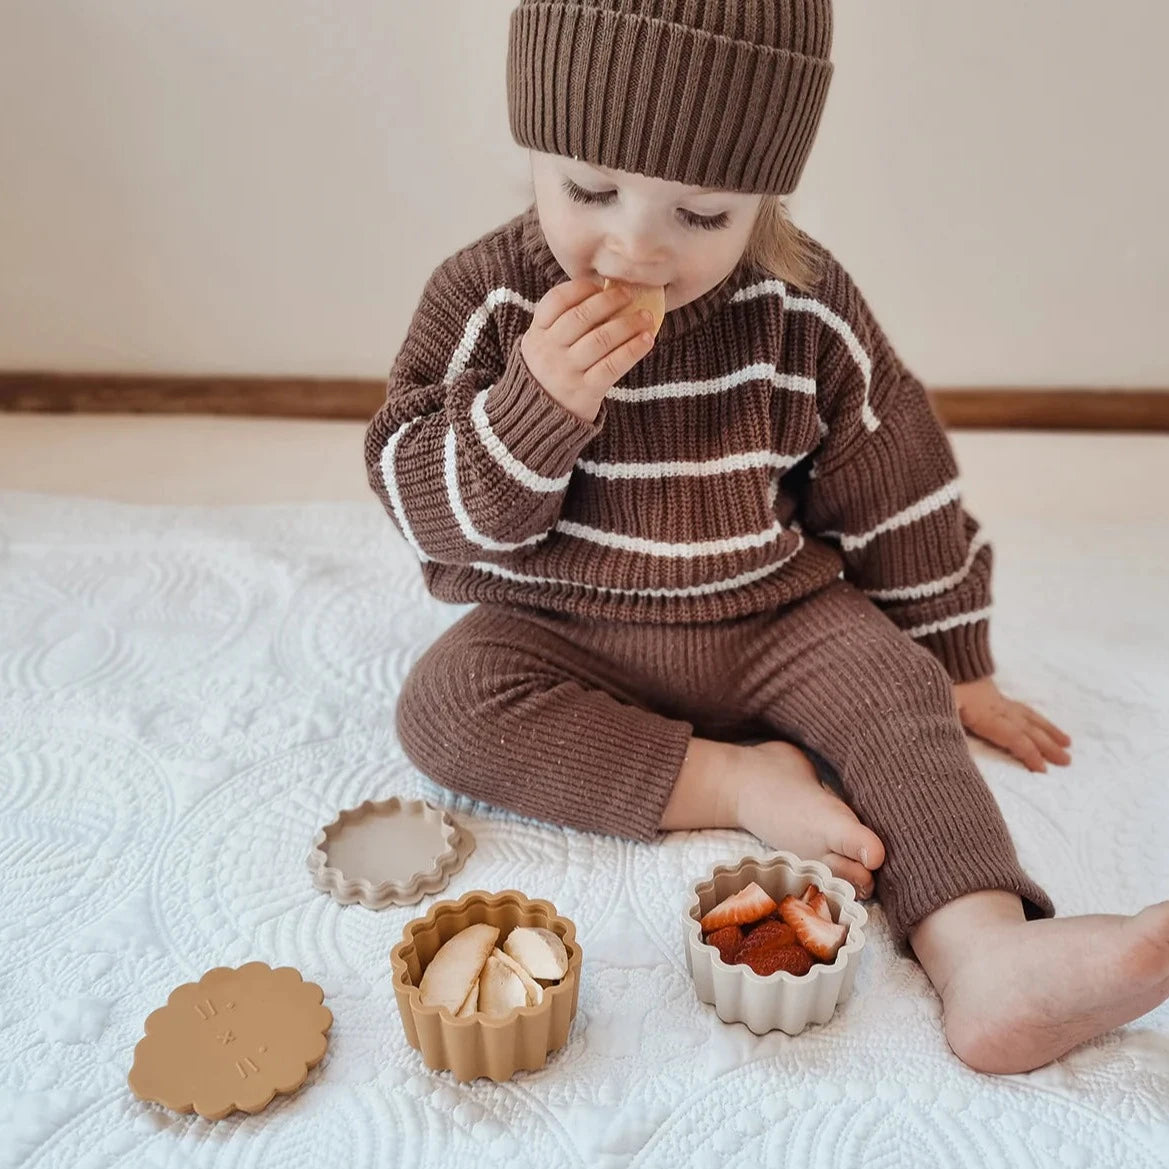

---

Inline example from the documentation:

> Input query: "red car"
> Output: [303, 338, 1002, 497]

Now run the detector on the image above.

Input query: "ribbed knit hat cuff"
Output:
[507, 3, 834, 195]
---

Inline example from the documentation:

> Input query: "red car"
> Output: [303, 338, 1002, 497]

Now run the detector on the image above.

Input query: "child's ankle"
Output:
[732, 741, 804, 831]
[660, 737, 752, 832]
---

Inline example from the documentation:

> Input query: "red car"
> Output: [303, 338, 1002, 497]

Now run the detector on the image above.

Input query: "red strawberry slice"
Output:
[737, 919, 796, 948]
[743, 942, 815, 978]
[699, 882, 779, 932]
[779, 895, 849, 962]
[703, 924, 744, 964]
[800, 883, 817, 904]
[736, 922, 815, 977]
[808, 890, 833, 922]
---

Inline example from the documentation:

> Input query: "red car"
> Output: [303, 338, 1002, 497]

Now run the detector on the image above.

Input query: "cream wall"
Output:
[1, 0, 1166, 386]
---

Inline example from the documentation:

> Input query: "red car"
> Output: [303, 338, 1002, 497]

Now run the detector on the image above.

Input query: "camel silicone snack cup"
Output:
[683, 851, 868, 1036]
[389, 889, 582, 1082]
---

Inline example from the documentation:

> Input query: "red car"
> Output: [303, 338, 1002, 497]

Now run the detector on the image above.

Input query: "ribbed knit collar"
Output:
[518, 203, 756, 344]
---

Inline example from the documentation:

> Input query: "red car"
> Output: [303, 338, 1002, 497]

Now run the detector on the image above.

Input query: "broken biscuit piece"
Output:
[603, 278, 667, 338]
[503, 927, 570, 981]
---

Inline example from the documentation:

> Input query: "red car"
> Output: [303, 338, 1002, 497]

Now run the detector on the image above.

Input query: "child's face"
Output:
[530, 150, 762, 313]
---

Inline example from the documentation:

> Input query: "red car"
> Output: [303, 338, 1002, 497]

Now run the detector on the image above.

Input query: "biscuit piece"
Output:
[603, 279, 667, 337]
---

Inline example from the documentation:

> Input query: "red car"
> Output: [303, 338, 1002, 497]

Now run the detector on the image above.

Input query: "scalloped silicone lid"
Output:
[127, 962, 332, 1119]
[308, 797, 475, 909]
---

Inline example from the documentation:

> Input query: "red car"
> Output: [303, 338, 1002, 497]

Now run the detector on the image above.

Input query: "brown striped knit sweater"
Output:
[365, 204, 995, 684]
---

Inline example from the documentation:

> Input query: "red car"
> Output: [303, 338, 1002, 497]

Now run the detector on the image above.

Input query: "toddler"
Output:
[366, 0, 1169, 1073]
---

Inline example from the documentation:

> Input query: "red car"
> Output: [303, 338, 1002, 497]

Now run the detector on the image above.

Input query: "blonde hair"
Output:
[744, 196, 820, 293]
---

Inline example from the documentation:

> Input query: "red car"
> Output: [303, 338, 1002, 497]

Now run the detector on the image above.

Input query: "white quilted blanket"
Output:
[2, 489, 1167, 1169]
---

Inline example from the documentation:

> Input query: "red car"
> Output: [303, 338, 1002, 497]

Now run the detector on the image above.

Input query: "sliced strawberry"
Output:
[799, 883, 817, 904]
[808, 890, 833, 922]
[737, 919, 796, 948]
[703, 924, 744, 964]
[742, 914, 781, 937]
[742, 941, 816, 978]
[736, 921, 815, 977]
[779, 895, 849, 962]
[699, 882, 778, 932]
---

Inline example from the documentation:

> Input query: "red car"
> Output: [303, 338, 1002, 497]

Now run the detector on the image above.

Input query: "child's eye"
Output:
[561, 177, 730, 231]
[562, 178, 616, 205]
[678, 208, 731, 231]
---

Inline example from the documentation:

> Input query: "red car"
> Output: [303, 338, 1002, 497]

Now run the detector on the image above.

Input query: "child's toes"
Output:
[823, 852, 874, 899]
[834, 825, 885, 871]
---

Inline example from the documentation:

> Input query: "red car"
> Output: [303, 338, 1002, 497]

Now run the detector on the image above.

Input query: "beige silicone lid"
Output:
[127, 962, 332, 1120]
[389, 889, 582, 1083]
[308, 797, 474, 909]
[683, 851, 868, 1036]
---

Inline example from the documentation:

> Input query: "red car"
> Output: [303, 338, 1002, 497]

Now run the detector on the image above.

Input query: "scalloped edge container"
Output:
[683, 851, 868, 1036]
[389, 889, 582, 1082]
[307, 797, 474, 909]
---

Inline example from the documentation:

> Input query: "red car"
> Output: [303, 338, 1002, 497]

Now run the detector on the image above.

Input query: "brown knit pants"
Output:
[396, 580, 1055, 949]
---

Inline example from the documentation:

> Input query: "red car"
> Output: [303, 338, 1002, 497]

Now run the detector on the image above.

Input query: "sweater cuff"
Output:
[918, 617, 995, 684]
[483, 341, 605, 481]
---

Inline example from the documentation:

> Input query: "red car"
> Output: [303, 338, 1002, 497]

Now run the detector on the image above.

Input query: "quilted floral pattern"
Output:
[0, 493, 1166, 1168]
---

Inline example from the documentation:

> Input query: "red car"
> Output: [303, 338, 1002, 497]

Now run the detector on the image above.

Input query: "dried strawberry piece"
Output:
[736, 920, 814, 977]
[779, 894, 849, 962]
[734, 920, 808, 978]
[808, 890, 834, 922]
[743, 941, 816, 977]
[699, 882, 779, 932]
[703, 924, 744, 964]
[738, 919, 796, 948]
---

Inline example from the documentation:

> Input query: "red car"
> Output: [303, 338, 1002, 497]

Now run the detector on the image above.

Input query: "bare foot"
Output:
[734, 741, 886, 898]
[911, 891, 1169, 1074]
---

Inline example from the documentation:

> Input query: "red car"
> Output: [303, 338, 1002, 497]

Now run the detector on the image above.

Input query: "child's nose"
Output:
[609, 234, 668, 279]
[608, 217, 668, 267]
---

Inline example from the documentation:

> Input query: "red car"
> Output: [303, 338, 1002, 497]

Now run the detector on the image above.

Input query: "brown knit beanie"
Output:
[507, 0, 834, 195]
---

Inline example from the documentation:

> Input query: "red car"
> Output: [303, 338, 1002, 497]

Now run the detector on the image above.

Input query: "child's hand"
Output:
[953, 677, 1072, 773]
[521, 279, 657, 423]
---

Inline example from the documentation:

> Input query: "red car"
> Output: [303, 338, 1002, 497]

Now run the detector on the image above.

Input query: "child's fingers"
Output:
[1025, 722, 1072, 766]
[530, 279, 607, 331]
[568, 309, 653, 373]
[581, 328, 656, 392]
[981, 712, 1047, 773]
[1021, 705, 1072, 747]
[546, 285, 632, 346]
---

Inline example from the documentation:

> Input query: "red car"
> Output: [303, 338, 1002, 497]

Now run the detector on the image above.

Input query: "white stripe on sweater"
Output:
[576, 449, 804, 480]
[467, 535, 806, 599]
[822, 479, 962, 552]
[381, 284, 824, 562]
[380, 288, 542, 554]
[470, 387, 571, 493]
[554, 518, 788, 559]
[444, 287, 536, 384]
[379, 420, 431, 563]
[444, 427, 549, 553]
[905, 606, 992, 640]
[607, 362, 816, 403]
[732, 279, 879, 432]
[866, 531, 989, 602]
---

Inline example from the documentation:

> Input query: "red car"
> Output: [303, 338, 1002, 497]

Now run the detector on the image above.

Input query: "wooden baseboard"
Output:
[929, 388, 1169, 431]
[2, 372, 1168, 431]
[0, 372, 383, 421]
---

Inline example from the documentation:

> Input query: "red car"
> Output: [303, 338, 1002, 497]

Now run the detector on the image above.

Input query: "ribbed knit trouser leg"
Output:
[748, 581, 1055, 951]
[395, 604, 694, 842]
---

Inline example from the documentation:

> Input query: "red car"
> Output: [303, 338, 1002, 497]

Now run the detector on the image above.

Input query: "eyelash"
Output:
[560, 178, 731, 231]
